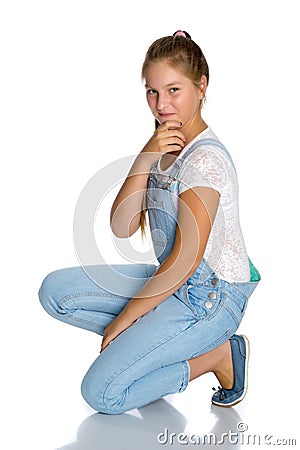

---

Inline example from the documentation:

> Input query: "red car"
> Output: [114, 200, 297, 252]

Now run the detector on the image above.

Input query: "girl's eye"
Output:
[147, 89, 157, 96]
[170, 87, 179, 93]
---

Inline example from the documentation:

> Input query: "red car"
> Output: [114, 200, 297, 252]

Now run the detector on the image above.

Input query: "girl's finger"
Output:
[160, 120, 183, 130]
[163, 137, 186, 148]
[163, 129, 186, 141]
[157, 129, 186, 144]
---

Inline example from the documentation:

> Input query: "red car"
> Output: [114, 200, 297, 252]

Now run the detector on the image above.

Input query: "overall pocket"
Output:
[146, 192, 171, 243]
[146, 190, 178, 264]
[179, 283, 223, 321]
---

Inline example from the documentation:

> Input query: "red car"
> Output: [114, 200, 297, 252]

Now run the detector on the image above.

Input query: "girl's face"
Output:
[144, 60, 204, 127]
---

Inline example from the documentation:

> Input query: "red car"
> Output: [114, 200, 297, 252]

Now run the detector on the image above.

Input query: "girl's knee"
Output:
[81, 372, 111, 414]
[81, 369, 126, 415]
[38, 270, 64, 318]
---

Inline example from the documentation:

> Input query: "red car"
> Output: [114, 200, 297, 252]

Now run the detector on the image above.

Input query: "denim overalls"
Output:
[39, 139, 260, 414]
[147, 138, 260, 320]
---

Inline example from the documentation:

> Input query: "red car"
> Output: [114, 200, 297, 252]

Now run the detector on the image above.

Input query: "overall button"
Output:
[211, 278, 218, 286]
[208, 292, 217, 300]
[205, 301, 213, 309]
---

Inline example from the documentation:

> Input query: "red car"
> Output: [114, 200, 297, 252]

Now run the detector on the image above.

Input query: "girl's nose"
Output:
[156, 93, 169, 112]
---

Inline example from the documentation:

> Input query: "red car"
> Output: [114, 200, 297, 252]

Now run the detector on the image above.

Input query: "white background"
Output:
[1, 1, 299, 448]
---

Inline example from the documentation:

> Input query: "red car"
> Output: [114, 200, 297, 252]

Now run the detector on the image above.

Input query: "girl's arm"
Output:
[101, 186, 219, 350]
[110, 121, 186, 238]
[110, 151, 157, 238]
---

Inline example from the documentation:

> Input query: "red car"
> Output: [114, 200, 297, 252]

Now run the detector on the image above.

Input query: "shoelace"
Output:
[212, 386, 226, 400]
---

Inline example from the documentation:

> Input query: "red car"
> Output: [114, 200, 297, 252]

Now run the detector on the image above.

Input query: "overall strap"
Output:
[170, 138, 237, 179]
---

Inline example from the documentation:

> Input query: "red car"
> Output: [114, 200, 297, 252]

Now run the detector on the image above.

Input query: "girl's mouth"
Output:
[158, 113, 175, 120]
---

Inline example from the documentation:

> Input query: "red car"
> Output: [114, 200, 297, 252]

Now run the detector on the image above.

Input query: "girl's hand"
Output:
[142, 120, 186, 156]
[100, 313, 136, 352]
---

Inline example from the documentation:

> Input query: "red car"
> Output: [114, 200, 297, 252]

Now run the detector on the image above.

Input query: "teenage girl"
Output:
[39, 31, 260, 414]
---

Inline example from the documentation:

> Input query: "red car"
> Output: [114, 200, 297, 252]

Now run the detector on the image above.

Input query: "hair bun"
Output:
[173, 30, 192, 39]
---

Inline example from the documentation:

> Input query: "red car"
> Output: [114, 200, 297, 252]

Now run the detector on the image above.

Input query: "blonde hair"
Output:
[140, 32, 209, 237]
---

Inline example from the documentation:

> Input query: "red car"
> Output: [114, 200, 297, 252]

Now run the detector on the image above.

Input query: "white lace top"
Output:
[156, 127, 250, 282]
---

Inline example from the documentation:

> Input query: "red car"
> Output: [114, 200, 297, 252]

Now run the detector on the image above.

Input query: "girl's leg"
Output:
[80, 291, 238, 415]
[38, 263, 157, 334]
[188, 340, 234, 389]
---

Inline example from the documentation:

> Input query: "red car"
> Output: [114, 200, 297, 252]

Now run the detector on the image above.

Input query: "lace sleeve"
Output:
[177, 148, 230, 195]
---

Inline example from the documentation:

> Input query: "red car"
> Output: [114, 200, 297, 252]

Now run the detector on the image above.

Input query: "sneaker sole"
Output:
[212, 334, 250, 408]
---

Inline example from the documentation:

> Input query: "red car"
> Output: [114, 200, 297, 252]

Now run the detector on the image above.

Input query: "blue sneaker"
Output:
[212, 334, 250, 407]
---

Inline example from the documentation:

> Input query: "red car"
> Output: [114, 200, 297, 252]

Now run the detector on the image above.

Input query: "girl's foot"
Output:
[212, 334, 250, 407]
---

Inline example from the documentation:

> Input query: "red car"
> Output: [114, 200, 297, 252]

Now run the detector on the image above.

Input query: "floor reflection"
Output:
[57, 400, 242, 449]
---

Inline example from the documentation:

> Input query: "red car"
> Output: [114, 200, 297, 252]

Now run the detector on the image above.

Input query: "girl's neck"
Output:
[169, 117, 208, 158]
[183, 116, 208, 145]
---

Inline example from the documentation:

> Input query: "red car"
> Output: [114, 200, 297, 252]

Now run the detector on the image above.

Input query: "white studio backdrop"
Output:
[1, 1, 299, 449]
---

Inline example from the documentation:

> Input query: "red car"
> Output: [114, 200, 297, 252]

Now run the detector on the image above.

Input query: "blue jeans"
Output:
[39, 261, 258, 415]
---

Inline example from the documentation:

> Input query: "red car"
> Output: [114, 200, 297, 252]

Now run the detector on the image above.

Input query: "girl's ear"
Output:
[199, 75, 208, 99]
